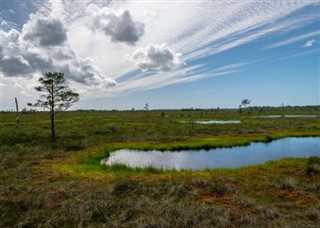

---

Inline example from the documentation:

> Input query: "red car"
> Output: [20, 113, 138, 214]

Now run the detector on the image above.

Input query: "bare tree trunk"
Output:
[15, 97, 19, 135]
[50, 108, 55, 142]
[50, 81, 55, 142]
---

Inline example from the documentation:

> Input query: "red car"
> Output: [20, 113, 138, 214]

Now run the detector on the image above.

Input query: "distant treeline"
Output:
[3, 105, 319, 113]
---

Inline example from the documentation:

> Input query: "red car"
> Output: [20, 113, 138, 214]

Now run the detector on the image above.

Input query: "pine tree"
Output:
[28, 72, 79, 142]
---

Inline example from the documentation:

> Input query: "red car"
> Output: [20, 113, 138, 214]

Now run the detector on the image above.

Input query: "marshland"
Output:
[1, 106, 320, 227]
[2, 0, 320, 227]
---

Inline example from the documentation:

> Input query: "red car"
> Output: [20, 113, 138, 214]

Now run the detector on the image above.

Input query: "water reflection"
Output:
[101, 137, 320, 170]
[195, 120, 241, 124]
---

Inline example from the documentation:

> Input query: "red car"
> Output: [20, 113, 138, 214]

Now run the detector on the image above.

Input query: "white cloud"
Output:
[130, 43, 184, 72]
[213, 62, 255, 72]
[19, 90, 32, 97]
[1, 20, 19, 31]
[109, 63, 245, 97]
[0, 14, 117, 90]
[48, 0, 66, 19]
[304, 39, 316, 47]
[265, 30, 320, 49]
[86, 4, 144, 45]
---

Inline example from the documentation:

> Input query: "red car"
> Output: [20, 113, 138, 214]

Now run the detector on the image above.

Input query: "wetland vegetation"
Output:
[102, 137, 320, 170]
[1, 106, 320, 227]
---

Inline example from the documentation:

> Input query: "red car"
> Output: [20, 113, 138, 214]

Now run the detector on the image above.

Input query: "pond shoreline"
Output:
[101, 137, 320, 170]
[72, 133, 320, 174]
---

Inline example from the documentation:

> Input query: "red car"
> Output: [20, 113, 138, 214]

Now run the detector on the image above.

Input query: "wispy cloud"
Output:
[105, 61, 248, 97]
[304, 39, 317, 47]
[273, 48, 320, 62]
[212, 62, 256, 72]
[0, 20, 20, 31]
[174, 1, 319, 60]
[264, 30, 320, 49]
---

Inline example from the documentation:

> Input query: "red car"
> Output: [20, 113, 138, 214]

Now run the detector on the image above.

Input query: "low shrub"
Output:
[106, 123, 118, 133]
[209, 185, 236, 197]
[306, 156, 320, 175]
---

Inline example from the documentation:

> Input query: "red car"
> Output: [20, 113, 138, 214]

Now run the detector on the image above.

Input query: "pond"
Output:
[195, 120, 241, 124]
[185, 120, 241, 124]
[101, 137, 320, 170]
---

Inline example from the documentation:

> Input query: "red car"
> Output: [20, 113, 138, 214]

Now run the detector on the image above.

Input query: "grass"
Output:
[1, 107, 320, 227]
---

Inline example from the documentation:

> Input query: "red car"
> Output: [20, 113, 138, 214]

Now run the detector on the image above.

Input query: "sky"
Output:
[1, 0, 319, 111]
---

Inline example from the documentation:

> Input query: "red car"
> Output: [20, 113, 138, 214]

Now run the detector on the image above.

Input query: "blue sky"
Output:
[1, 0, 319, 110]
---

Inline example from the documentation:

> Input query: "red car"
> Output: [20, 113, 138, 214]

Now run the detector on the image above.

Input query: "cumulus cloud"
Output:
[1, 55, 33, 76]
[0, 30, 32, 77]
[22, 14, 67, 46]
[87, 4, 144, 45]
[1, 29, 51, 78]
[130, 43, 185, 72]
[304, 39, 316, 47]
[0, 19, 117, 89]
[62, 57, 117, 88]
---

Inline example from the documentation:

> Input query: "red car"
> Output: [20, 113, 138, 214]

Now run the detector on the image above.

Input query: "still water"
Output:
[194, 120, 241, 124]
[101, 137, 320, 170]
